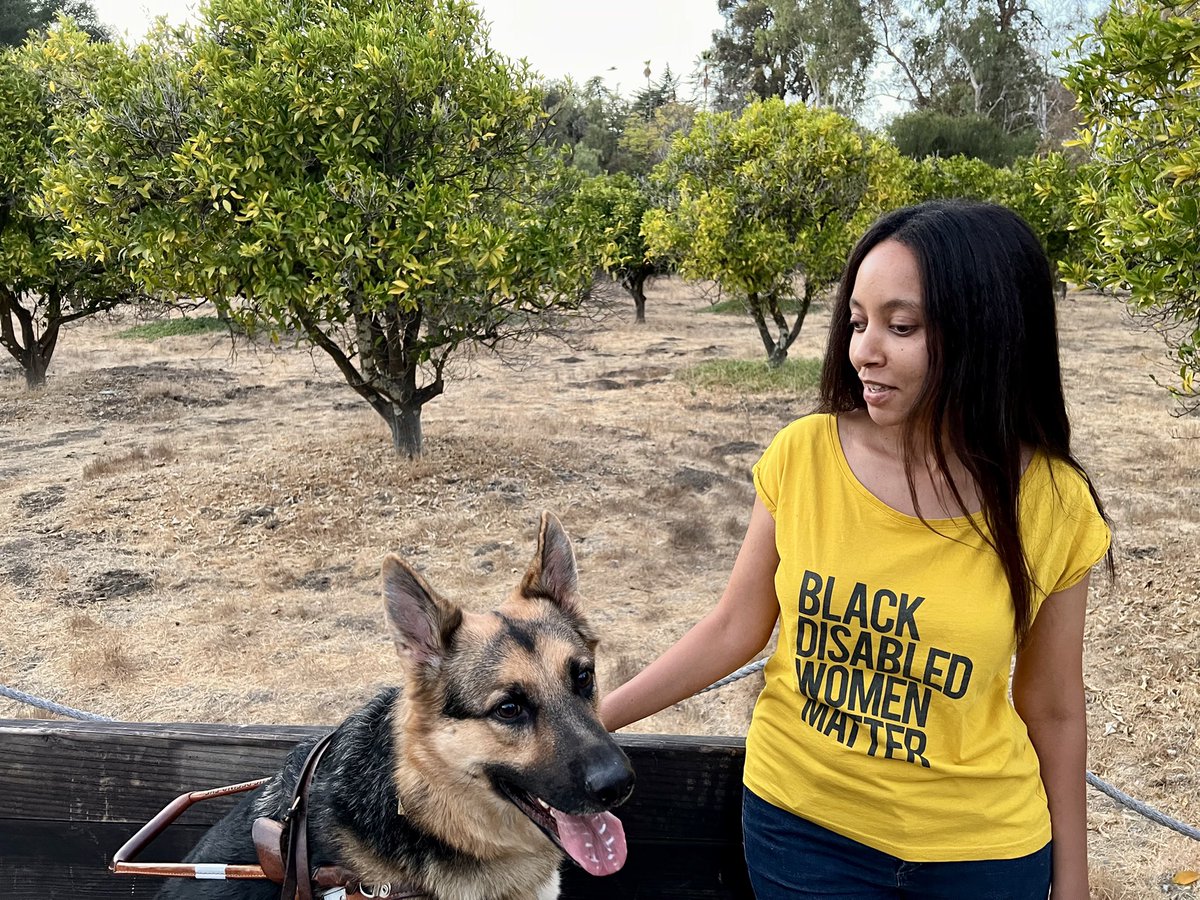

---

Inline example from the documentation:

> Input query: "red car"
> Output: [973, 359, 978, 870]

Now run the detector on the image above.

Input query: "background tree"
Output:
[690, 49, 716, 111]
[0, 0, 109, 45]
[631, 65, 682, 120]
[708, 0, 873, 112]
[0, 32, 138, 387]
[775, 0, 875, 110]
[618, 101, 697, 176]
[570, 174, 663, 323]
[644, 99, 911, 366]
[1064, 1, 1200, 401]
[870, 0, 1080, 160]
[1002, 152, 1091, 294]
[541, 76, 632, 176]
[912, 152, 1014, 203]
[911, 150, 1089, 290]
[888, 109, 1037, 164]
[44, 0, 596, 456]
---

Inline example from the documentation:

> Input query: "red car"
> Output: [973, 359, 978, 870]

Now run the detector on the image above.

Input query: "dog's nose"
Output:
[586, 756, 636, 807]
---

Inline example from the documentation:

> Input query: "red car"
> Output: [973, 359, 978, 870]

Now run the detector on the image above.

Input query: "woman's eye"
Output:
[849, 320, 866, 333]
[892, 324, 916, 336]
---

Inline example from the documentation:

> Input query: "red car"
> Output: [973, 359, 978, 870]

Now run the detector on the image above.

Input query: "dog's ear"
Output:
[382, 555, 462, 669]
[520, 511, 581, 615]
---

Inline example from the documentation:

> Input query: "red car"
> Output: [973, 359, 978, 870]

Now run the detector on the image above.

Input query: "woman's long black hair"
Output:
[819, 200, 1112, 645]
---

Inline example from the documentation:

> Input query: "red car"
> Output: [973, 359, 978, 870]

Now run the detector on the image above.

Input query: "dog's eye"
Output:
[494, 700, 524, 721]
[575, 669, 594, 694]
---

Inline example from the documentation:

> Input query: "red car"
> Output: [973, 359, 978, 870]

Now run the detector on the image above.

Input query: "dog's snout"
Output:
[585, 755, 636, 808]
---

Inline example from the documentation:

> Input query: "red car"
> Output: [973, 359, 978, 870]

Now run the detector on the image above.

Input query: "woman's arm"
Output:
[1011, 575, 1092, 900]
[599, 497, 781, 731]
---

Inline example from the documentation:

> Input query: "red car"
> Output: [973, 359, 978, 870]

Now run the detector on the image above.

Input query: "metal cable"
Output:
[0, 683, 115, 722]
[1085, 771, 1200, 841]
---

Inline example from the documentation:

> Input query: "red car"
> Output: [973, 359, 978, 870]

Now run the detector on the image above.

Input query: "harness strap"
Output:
[268, 731, 428, 900]
[281, 730, 337, 900]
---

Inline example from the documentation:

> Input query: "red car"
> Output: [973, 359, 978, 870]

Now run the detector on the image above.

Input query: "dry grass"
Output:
[1, 280, 1198, 893]
[82, 441, 176, 479]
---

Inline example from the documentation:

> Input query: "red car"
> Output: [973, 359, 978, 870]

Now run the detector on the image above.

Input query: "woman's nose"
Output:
[850, 325, 883, 369]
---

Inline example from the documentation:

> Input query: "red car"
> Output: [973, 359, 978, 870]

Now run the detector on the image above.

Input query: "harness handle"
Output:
[110, 730, 426, 897]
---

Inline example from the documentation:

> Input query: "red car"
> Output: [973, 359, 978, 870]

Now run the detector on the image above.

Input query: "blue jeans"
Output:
[742, 789, 1052, 899]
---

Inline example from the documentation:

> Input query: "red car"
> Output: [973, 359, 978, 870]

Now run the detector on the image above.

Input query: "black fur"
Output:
[156, 689, 465, 899]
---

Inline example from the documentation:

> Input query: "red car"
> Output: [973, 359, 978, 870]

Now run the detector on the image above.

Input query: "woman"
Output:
[599, 201, 1112, 899]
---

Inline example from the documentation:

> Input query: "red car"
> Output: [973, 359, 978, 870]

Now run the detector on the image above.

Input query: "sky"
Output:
[89, 0, 725, 100]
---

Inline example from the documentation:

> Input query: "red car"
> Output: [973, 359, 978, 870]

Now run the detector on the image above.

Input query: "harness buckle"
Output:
[319, 889, 348, 900]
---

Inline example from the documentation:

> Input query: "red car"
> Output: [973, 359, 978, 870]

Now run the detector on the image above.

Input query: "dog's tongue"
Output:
[550, 809, 627, 876]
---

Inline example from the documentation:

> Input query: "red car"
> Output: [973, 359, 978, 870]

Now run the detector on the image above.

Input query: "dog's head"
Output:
[382, 511, 634, 876]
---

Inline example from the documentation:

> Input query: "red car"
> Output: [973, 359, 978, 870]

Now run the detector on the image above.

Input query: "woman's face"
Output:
[847, 239, 930, 431]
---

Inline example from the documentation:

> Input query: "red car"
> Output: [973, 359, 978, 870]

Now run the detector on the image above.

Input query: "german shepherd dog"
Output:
[158, 512, 634, 900]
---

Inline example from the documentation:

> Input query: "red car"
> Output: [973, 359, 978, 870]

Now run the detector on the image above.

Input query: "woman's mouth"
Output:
[861, 381, 895, 404]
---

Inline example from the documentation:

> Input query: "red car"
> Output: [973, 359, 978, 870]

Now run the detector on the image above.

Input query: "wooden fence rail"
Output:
[0, 719, 752, 898]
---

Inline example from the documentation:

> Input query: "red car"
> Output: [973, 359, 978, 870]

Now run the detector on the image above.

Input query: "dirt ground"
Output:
[1, 278, 1197, 897]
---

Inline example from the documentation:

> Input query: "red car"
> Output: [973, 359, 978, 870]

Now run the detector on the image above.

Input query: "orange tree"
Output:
[1065, 2, 1200, 402]
[644, 98, 910, 366]
[1003, 153, 1093, 296]
[568, 174, 665, 323]
[43, 1, 595, 456]
[911, 152, 1091, 294]
[0, 30, 141, 388]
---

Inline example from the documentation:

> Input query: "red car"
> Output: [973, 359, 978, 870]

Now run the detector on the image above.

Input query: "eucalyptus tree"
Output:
[708, 0, 874, 112]
[869, 0, 1087, 142]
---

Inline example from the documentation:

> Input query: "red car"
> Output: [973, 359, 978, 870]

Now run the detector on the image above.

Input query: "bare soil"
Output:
[1, 279, 1197, 897]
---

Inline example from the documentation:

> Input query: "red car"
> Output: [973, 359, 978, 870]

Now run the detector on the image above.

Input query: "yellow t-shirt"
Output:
[745, 414, 1110, 862]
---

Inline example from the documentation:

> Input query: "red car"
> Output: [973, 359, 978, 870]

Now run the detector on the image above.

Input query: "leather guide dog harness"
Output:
[254, 731, 427, 900]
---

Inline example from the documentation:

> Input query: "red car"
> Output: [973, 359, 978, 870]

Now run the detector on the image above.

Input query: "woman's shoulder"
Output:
[758, 413, 838, 466]
[1022, 452, 1111, 591]
[1023, 452, 1106, 521]
[755, 414, 838, 508]
[769, 412, 835, 445]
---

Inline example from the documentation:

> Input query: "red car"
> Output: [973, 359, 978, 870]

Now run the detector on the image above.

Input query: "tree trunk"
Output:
[748, 292, 776, 361]
[300, 302, 433, 457]
[0, 290, 54, 389]
[767, 345, 788, 369]
[623, 271, 648, 324]
[385, 401, 423, 458]
[23, 344, 50, 388]
[25, 318, 60, 389]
